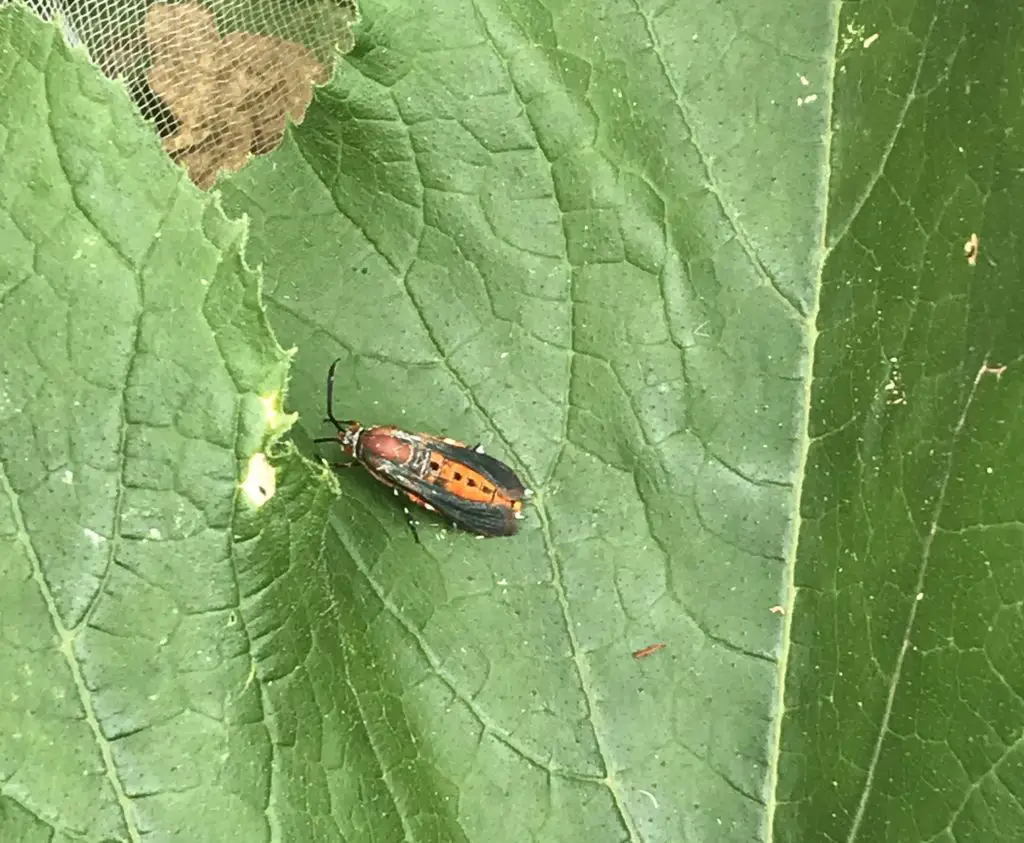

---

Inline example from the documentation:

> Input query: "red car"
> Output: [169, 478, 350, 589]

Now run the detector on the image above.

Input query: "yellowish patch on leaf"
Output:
[260, 392, 295, 432]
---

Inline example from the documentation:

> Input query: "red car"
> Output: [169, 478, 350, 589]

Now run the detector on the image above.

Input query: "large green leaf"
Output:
[0, 7, 293, 840]
[1, 1, 1022, 841]
[775, 5, 1024, 842]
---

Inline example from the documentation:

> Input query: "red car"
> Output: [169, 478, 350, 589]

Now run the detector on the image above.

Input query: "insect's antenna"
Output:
[324, 358, 355, 431]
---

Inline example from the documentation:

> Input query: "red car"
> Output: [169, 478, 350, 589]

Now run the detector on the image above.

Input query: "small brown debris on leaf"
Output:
[632, 643, 666, 660]
[976, 361, 1007, 383]
[146, 3, 332, 188]
[964, 233, 979, 266]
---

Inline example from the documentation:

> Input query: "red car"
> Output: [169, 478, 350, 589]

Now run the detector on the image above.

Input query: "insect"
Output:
[315, 359, 530, 541]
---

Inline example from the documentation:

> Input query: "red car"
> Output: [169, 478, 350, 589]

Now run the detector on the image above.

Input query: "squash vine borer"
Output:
[315, 359, 530, 541]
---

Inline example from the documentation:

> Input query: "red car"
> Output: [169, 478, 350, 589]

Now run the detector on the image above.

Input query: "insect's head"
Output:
[337, 422, 362, 457]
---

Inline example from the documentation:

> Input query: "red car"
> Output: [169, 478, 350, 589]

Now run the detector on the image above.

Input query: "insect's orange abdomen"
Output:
[425, 450, 525, 512]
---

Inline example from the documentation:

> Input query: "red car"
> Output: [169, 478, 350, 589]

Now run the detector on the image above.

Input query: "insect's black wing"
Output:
[431, 492, 520, 536]
[376, 465, 520, 537]
[430, 440, 527, 496]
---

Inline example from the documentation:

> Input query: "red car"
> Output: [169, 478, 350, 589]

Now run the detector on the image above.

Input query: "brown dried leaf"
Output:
[145, 2, 329, 188]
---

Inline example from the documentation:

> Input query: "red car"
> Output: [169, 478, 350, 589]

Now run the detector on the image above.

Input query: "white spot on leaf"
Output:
[241, 453, 276, 507]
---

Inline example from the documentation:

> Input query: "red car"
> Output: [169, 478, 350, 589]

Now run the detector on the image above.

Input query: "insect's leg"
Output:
[314, 434, 357, 468]
[317, 454, 358, 470]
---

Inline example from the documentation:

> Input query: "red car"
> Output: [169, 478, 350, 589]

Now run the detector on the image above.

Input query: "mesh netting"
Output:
[14, 0, 360, 188]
